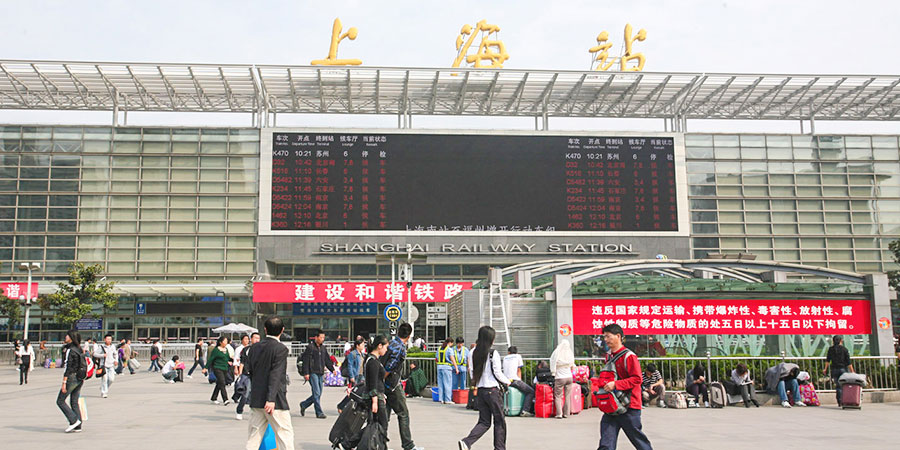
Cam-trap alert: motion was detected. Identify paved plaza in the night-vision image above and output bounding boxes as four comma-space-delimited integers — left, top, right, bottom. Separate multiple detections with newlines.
2, 365, 899, 450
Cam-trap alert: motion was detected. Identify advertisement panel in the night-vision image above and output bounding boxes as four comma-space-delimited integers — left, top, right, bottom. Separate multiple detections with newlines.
573, 298, 871, 335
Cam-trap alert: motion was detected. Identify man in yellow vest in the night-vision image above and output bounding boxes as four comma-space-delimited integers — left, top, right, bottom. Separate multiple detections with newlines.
452, 337, 468, 390
436, 338, 454, 404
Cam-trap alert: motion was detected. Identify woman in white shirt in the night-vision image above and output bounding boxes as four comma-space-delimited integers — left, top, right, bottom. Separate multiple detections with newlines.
16, 339, 35, 384
458, 326, 511, 450
550, 339, 576, 419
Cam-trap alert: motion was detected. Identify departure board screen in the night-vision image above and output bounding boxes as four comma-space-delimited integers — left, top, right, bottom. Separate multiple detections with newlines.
266, 132, 680, 232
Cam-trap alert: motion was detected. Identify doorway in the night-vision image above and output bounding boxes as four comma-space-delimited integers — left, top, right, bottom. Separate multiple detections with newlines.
352, 319, 377, 341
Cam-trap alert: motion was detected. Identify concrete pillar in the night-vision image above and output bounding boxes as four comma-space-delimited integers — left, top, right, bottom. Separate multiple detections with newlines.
693, 269, 713, 279
553, 274, 574, 351
515, 270, 532, 290
865, 274, 894, 358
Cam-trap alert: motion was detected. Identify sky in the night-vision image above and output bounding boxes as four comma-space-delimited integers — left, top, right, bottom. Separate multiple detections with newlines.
2, 0, 900, 133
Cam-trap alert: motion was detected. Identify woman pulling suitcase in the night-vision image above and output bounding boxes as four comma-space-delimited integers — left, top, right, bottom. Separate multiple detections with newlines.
357, 335, 390, 450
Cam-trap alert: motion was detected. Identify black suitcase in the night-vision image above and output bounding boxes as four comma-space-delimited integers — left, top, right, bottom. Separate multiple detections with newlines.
329, 400, 368, 449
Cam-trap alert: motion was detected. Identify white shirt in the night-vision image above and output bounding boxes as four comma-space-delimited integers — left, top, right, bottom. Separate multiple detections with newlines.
161, 360, 177, 375
94, 343, 118, 368
502, 354, 524, 381
16, 345, 35, 358
469, 349, 511, 389
233, 345, 245, 365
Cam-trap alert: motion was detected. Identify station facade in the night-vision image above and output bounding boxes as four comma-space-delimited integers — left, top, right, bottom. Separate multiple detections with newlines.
0, 63, 897, 354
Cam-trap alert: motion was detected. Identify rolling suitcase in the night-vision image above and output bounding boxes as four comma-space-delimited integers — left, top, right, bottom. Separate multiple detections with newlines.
535, 383, 554, 418
709, 381, 728, 408
329, 400, 368, 449
504, 386, 524, 416
570, 385, 584, 414
839, 372, 866, 409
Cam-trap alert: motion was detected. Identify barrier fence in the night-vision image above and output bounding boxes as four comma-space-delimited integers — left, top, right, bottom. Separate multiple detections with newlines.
403, 355, 900, 392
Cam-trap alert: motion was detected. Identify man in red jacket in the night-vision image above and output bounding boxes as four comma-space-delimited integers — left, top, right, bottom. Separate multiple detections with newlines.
598, 324, 653, 450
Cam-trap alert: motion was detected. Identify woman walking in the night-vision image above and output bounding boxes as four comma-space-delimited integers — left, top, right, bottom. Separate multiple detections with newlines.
16, 339, 35, 385
550, 339, 576, 419
458, 326, 512, 450
365, 336, 390, 434
203, 336, 232, 405
57, 330, 84, 433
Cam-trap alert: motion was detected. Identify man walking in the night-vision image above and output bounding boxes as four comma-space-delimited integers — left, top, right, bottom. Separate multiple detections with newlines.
93, 334, 118, 398
234, 332, 260, 420
383, 323, 425, 450
188, 337, 206, 378
597, 324, 653, 450
245, 317, 293, 450
299, 329, 334, 419
123, 339, 135, 374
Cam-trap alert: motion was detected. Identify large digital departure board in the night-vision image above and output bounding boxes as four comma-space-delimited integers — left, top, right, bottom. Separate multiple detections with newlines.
261, 131, 685, 234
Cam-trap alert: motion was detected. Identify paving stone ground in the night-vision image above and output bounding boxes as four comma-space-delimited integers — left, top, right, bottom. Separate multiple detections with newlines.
2, 364, 898, 450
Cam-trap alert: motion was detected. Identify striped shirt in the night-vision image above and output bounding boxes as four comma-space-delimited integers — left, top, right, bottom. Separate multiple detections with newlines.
642, 370, 662, 389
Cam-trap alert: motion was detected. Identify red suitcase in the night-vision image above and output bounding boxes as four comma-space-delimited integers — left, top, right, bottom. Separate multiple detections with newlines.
570, 385, 583, 414
452, 389, 468, 405
535, 384, 555, 418
841, 383, 862, 409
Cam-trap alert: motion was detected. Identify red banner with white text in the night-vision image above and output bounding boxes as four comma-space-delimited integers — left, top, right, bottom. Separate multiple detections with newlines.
572, 298, 871, 335
253, 281, 472, 303
0, 283, 39, 300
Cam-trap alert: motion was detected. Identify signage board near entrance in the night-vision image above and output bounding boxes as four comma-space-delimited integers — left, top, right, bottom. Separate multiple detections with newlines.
384, 305, 403, 322
136, 303, 146, 315
427, 320, 446, 327
253, 281, 472, 303
573, 298, 872, 335
75, 318, 103, 331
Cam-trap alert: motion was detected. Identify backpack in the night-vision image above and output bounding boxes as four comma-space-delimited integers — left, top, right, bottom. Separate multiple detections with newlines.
83, 353, 95, 379
357, 415, 388, 450
593, 349, 634, 416
341, 360, 352, 379
70, 347, 88, 381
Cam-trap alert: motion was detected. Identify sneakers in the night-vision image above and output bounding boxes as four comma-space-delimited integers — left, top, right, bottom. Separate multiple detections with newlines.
781, 401, 792, 408
167, 380, 175, 384
520, 411, 534, 417
235, 413, 243, 420
65, 420, 82, 433
187, 375, 193, 379
223, 400, 232, 406
657, 401, 667, 408
316, 414, 328, 419
795, 402, 807, 407
212, 400, 221, 405
101, 394, 108, 399
704, 401, 710, 408
458, 442, 469, 450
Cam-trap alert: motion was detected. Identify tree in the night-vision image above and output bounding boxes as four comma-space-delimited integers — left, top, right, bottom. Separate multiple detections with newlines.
39, 263, 119, 326
0, 294, 22, 331
889, 239, 900, 291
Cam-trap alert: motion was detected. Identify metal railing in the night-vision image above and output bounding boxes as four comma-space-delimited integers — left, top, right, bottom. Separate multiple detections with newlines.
404, 355, 900, 392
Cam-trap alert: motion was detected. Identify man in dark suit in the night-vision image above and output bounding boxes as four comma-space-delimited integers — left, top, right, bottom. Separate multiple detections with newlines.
245, 317, 294, 450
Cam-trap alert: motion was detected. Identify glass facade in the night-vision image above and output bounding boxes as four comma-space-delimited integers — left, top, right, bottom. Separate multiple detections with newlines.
0, 125, 260, 280
686, 134, 900, 274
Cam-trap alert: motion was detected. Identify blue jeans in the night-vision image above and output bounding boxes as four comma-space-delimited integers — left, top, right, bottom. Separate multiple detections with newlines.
777, 378, 802, 403
831, 368, 848, 406
453, 367, 467, 390
599, 408, 653, 450
300, 373, 325, 416
437, 365, 454, 402
188, 358, 205, 375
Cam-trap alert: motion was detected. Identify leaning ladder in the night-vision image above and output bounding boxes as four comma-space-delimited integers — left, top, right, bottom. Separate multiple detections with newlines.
487, 280, 512, 350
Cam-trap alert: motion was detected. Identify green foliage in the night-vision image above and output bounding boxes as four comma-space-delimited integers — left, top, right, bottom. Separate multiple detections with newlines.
406, 351, 436, 359
888, 240, 900, 291
0, 294, 21, 329
38, 263, 118, 326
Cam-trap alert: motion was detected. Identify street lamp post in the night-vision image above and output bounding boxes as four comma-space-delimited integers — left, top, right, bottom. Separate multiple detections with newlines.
17, 262, 41, 340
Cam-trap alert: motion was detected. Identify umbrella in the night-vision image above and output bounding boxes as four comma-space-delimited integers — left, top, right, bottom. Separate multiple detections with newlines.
212, 323, 258, 334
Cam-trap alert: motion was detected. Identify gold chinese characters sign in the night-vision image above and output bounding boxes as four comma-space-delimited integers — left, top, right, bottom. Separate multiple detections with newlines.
310, 18, 648, 71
